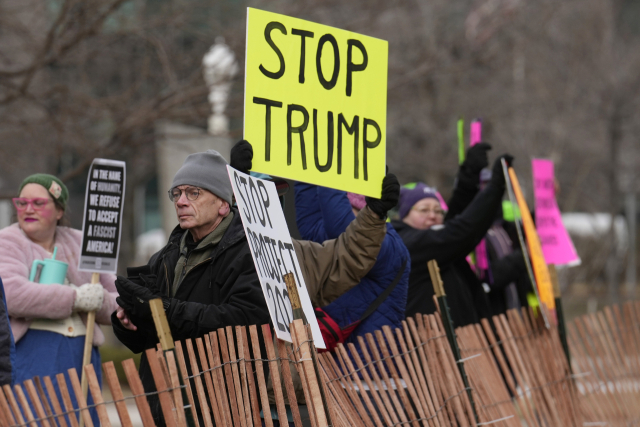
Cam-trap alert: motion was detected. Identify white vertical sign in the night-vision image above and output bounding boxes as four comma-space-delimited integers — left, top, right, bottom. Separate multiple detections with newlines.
227, 166, 325, 348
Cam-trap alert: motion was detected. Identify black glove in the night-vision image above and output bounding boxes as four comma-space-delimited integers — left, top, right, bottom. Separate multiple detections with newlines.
111, 309, 157, 338
455, 142, 491, 190
230, 140, 253, 174
462, 142, 491, 176
115, 275, 166, 320
365, 173, 400, 219
490, 154, 515, 189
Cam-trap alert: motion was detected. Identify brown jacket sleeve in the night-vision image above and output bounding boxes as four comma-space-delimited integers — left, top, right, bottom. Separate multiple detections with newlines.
292, 205, 386, 307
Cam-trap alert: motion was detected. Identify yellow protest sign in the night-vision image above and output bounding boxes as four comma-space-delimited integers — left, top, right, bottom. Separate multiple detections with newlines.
508, 168, 556, 316
244, 8, 388, 197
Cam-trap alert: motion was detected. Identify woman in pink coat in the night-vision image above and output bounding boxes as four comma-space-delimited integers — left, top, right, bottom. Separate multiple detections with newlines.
0, 174, 118, 424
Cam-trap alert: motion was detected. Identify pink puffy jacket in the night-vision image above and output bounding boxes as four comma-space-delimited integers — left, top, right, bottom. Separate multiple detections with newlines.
0, 223, 118, 345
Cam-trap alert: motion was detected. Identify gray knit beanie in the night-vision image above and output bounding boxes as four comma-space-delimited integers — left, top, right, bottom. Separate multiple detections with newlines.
171, 150, 233, 205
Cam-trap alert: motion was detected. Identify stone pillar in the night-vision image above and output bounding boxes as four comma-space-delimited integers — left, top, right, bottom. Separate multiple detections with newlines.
0, 200, 12, 228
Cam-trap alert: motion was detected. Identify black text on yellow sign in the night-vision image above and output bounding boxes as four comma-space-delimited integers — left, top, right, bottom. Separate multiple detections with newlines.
244, 8, 388, 197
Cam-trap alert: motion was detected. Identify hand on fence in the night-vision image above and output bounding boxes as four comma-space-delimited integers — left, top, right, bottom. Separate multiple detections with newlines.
116, 306, 137, 331
115, 275, 161, 320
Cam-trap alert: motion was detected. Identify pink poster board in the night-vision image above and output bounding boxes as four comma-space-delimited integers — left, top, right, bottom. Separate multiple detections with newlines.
475, 239, 489, 272
532, 159, 581, 266
470, 119, 487, 272
470, 119, 482, 146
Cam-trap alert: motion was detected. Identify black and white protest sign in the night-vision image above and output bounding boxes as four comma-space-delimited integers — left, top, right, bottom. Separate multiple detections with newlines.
79, 159, 126, 273
227, 166, 325, 348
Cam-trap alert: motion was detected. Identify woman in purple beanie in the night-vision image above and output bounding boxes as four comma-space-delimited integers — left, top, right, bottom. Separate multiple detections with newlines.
391, 146, 514, 327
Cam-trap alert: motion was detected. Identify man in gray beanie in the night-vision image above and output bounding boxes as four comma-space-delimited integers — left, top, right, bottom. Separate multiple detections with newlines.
112, 150, 270, 426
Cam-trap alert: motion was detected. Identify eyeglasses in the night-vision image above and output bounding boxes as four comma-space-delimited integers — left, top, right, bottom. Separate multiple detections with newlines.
168, 186, 203, 202
412, 207, 445, 216
12, 198, 52, 211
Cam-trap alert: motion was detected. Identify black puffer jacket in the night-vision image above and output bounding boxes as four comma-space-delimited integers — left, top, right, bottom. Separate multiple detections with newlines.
392, 181, 504, 328
112, 208, 270, 425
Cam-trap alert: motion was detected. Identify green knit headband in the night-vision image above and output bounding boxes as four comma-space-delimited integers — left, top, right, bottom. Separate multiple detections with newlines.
19, 174, 69, 210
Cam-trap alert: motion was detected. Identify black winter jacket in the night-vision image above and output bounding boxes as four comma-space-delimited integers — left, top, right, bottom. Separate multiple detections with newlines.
446, 174, 531, 317
484, 223, 527, 316
392, 181, 504, 327
112, 208, 270, 425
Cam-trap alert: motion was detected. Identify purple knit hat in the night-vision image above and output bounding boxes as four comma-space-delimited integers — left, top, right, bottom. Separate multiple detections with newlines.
398, 183, 439, 219
347, 192, 367, 210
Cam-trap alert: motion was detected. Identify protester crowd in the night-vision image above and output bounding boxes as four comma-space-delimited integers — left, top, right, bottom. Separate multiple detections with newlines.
0, 139, 535, 427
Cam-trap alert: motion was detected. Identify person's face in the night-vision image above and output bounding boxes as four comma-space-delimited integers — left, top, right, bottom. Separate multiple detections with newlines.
402, 198, 444, 230
171, 185, 229, 240
15, 184, 63, 240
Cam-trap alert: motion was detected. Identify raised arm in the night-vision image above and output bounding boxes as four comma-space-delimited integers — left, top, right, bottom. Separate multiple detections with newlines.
294, 206, 386, 306
445, 142, 491, 221
404, 155, 512, 266
294, 173, 400, 305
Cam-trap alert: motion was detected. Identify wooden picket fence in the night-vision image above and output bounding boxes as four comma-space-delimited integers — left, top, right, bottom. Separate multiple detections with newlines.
322, 302, 640, 427
568, 301, 640, 426
319, 313, 478, 427
455, 309, 581, 427
3, 303, 640, 427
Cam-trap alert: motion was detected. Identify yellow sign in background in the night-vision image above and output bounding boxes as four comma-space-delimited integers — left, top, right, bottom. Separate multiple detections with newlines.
244, 8, 388, 197
508, 168, 556, 317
